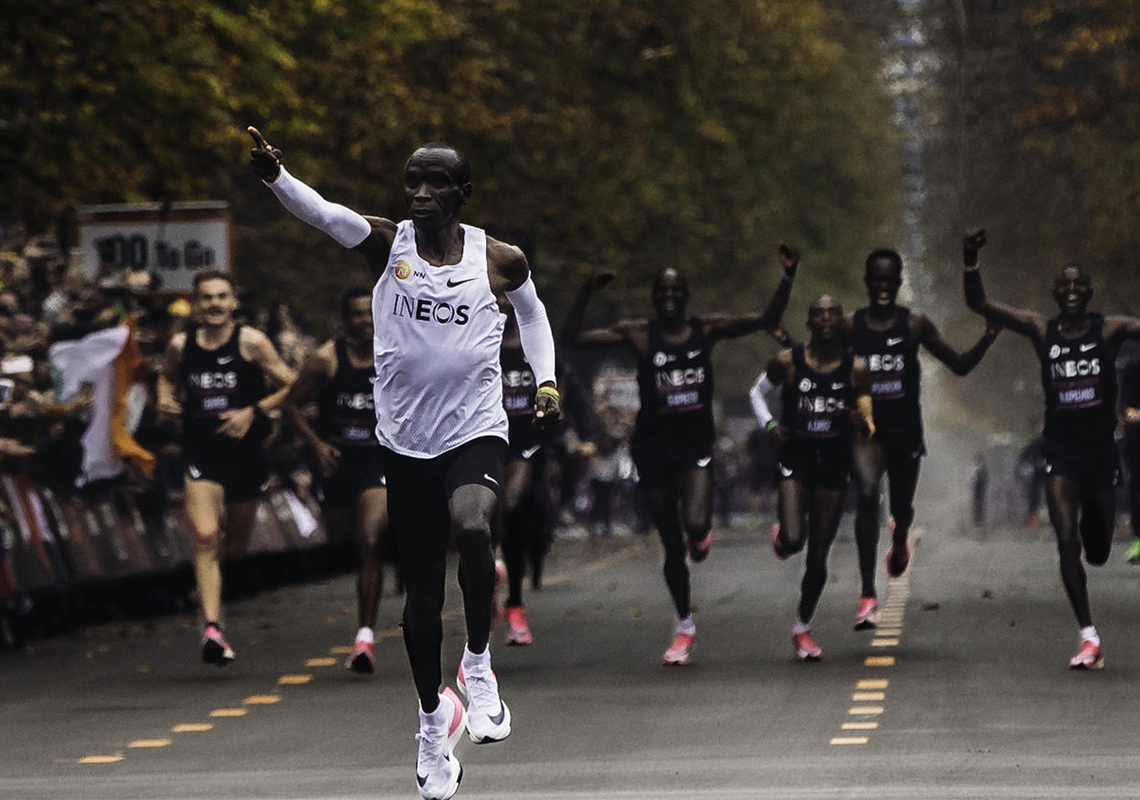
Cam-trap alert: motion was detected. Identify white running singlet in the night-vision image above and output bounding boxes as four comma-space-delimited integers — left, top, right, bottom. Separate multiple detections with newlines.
371, 221, 508, 458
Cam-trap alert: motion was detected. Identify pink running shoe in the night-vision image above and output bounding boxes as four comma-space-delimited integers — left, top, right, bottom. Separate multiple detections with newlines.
854, 596, 880, 631
415, 687, 466, 799
491, 559, 506, 629
688, 531, 712, 563
771, 523, 792, 560
662, 632, 695, 666
201, 624, 235, 666
504, 605, 534, 646
886, 543, 911, 578
346, 639, 375, 674
1069, 639, 1105, 670
792, 630, 822, 662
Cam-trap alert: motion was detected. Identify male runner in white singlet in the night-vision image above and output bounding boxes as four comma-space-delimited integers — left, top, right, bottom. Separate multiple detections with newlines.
248, 127, 561, 800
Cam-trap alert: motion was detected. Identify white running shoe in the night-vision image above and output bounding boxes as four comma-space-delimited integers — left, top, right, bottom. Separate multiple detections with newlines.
415, 687, 466, 800
457, 661, 512, 743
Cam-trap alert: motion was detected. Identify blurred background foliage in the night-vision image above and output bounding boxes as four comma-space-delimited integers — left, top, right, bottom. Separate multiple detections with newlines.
3, 0, 1139, 408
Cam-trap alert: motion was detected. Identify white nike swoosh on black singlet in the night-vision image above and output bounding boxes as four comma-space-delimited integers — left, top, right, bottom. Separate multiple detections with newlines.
217, 355, 234, 364
446, 277, 476, 288
886, 337, 904, 346
1080, 342, 1097, 352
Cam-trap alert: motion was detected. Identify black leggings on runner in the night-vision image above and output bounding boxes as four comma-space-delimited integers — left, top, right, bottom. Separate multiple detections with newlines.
383, 444, 501, 710
852, 441, 921, 597
1045, 475, 1115, 628
777, 480, 846, 623
641, 468, 713, 620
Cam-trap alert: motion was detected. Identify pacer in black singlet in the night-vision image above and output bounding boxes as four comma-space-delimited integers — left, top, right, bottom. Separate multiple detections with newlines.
283, 288, 390, 675
846, 249, 998, 631
753, 296, 873, 662
158, 269, 295, 667
495, 310, 555, 647
180, 322, 272, 500
562, 248, 799, 666
964, 229, 1140, 670
1118, 351, 1140, 562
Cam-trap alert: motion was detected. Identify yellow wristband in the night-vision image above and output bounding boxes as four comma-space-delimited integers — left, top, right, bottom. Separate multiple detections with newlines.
857, 394, 875, 439
535, 386, 560, 402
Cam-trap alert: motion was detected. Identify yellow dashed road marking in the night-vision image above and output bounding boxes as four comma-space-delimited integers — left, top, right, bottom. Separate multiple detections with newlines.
848, 706, 884, 716
172, 723, 213, 732
277, 674, 312, 685
77, 755, 123, 764
830, 737, 869, 745
864, 656, 896, 666
244, 695, 280, 705
842, 722, 879, 730
852, 691, 885, 701
209, 708, 247, 718
857, 679, 889, 690
305, 657, 337, 667
128, 739, 172, 749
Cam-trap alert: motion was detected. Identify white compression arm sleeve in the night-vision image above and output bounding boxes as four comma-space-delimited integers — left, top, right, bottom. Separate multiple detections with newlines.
268, 167, 372, 249
749, 373, 776, 427
505, 276, 557, 386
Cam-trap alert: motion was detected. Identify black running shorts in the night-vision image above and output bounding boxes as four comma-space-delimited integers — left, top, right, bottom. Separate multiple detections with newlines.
319, 450, 386, 510
184, 440, 269, 503
776, 439, 851, 491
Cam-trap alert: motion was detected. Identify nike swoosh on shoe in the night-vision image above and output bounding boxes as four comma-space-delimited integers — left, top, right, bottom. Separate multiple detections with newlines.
489, 702, 506, 726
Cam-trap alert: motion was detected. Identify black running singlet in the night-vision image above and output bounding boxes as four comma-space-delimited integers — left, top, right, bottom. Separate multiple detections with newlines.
850, 307, 922, 445
316, 338, 379, 451
635, 319, 714, 445
1041, 314, 1117, 450
781, 345, 855, 441
180, 324, 270, 449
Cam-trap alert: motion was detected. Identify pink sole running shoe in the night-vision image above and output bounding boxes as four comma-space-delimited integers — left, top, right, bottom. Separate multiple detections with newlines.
854, 596, 880, 631
504, 605, 534, 646
771, 523, 792, 560
688, 532, 712, 563
886, 543, 910, 578
792, 630, 822, 662
1069, 639, 1105, 670
346, 639, 375, 674
201, 624, 235, 666
662, 632, 695, 666
415, 687, 466, 800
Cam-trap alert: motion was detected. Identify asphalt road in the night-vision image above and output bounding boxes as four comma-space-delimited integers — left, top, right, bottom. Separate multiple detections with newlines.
3, 515, 1140, 799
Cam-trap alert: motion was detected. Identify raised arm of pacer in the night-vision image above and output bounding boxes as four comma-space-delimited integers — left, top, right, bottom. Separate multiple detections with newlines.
962, 229, 1046, 342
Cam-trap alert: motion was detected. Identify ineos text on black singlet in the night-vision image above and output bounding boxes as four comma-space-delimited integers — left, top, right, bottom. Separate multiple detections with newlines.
850, 307, 921, 446
781, 345, 855, 441
1041, 314, 1117, 451
635, 319, 714, 446
180, 324, 269, 455
316, 338, 379, 452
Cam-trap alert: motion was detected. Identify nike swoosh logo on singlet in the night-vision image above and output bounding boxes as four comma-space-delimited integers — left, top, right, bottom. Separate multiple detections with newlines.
687, 350, 703, 359
217, 355, 234, 364
779, 464, 794, 477
1080, 342, 1097, 352
696, 456, 712, 468
886, 337, 904, 346
446, 277, 476, 288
